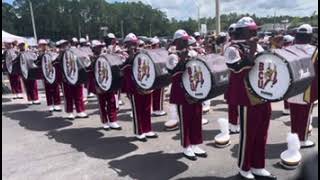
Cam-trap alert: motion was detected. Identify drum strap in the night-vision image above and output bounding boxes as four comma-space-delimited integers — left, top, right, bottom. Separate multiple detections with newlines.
303, 48, 318, 103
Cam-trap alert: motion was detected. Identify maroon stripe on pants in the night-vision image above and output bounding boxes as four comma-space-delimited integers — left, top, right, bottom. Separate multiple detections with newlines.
44, 81, 61, 106
284, 100, 290, 109
152, 88, 164, 111
8, 74, 23, 94
23, 79, 39, 101
130, 92, 152, 135
289, 103, 313, 141
98, 92, 117, 124
86, 72, 96, 94
228, 104, 239, 125
238, 103, 271, 171
62, 82, 85, 113
177, 103, 203, 148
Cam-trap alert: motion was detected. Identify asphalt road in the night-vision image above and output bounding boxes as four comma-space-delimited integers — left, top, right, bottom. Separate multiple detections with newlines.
2, 92, 318, 180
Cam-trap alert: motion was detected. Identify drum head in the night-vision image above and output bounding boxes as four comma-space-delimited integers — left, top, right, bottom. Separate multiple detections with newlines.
20, 53, 29, 79
94, 56, 112, 92
132, 53, 156, 90
182, 58, 212, 100
248, 53, 291, 101
63, 50, 79, 85
42, 53, 57, 84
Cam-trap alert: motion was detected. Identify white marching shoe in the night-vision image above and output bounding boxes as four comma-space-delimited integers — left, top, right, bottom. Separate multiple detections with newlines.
87, 93, 95, 98
201, 118, 209, 125
300, 140, 315, 149
109, 122, 122, 130
17, 94, 24, 99
183, 146, 197, 161
32, 100, 41, 104
191, 145, 207, 157
144, 131, 158, 138
76, 112, 88, 118
152, 110, 167, 117
251, 168, 276, 179
164, 119, 179, 131
103, 123, 110, 130
135, 134, 147, 142
53, 105, 62, 111
48, 106, 54, 112
118, 100, 124, 106
280, 133, 301, 169
66, 113, 75, 120
239, 170, 255, 179
214, 118, 231, 148
229, 123, 240, 134
282, 109, 290, 115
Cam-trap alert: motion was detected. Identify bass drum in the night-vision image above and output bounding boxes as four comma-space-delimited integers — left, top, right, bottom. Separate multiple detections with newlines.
20, 51, 40, 80
182, 54, 230, 102
62, 48, 92, 85
5, 49, 19, 75
247, 46, 316, 102
42, 52, 59, 84
132, 49, 171, 91
94, 53, 124, 93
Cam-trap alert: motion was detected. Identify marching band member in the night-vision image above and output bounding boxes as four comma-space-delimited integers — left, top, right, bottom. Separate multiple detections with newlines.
58, 39, 88, 120
37, 39, 62, 112
17, 39, 41, 105
224, 23, 240, 134
3, 40, 24, 99
170, 29, 207, 161
224, 17, 276, 179
150, 37, 167, 117
121, 33, 158, 142
91, 40, 122, 130
287, 24, 317, 148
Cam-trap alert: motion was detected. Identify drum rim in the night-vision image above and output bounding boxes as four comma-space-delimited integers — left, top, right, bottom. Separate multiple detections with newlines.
132, 51, 157, 91
42, 53, 57, 84
182, 56, 213, 101
62, 50, 79, 85
94, 55, 113, 92
246, 51, 293, 102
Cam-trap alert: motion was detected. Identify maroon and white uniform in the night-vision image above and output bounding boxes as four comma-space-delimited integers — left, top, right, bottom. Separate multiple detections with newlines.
3, 49, 23, 95
287, 44, 317, 142
224, 42, 271, 172
170, 54, 203, 148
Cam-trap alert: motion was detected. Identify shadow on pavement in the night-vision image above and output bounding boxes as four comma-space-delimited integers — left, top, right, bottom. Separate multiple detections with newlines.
3, 110, 72, 131
2, 103, 29, 113
2, 97, 11, 103
177, 175, 240, 180
109, 151, 188, 180
271, 110, 285, 120
312, 116, 318, 128
172, 129, 221, 142
211, 100, 226, 106
214, 108, 228, 112
230, 142, 286, 160
46, 128, 138, 160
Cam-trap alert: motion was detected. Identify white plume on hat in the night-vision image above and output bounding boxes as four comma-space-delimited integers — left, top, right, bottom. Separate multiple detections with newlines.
236, 17, 257, 29
188, 36, 197, 45
107, 33, 116, 39
174, 29, 189, 41
124, 33, 138, 43
38, 39, 48, 45
91, 40, 103, 48
297, 24, 313, 34
79, 38, 87, 43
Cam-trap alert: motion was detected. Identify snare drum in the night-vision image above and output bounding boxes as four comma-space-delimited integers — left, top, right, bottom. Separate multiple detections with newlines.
42, 52, 59, 84
94, 53, 124, 93
247, 46, 316, 102
20, 51, 40, 80
62, 48, 92, 85
182, 54, 230, 102
132, 49, 171, 91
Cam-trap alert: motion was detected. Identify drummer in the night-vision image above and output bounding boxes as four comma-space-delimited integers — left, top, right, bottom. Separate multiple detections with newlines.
150, 37, 167, 117
224, 17, 276, 180
38, 39, 62, 112
3, 39, 24, 99
91, 40, 122, 130
287, 24, 317, 149
57, 39, 88, 120
121, 33, 158, 142
170, 29, 207, 161
17, 39, 41, 105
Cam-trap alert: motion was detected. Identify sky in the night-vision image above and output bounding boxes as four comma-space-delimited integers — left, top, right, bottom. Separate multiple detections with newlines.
4, 0, 319, 20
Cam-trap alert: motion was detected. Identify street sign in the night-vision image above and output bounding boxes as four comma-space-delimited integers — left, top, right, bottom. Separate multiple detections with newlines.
201, 24, 207, 34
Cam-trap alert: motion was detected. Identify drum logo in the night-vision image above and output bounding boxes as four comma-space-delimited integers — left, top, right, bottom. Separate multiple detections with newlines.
97, 61, 108, 87
67, 56, 76, 77
137, 57, 150, 82
258, 62, 278, 94
187, 66, 204, 92
45, 59, 54, 78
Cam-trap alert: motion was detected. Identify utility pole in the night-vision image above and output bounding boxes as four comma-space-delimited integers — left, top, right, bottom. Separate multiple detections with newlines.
215, 0, 221, 34
149, 23, 152, 37
121, 20, 124, 39
195, 1, 201, 32
29, 0, 37, 41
